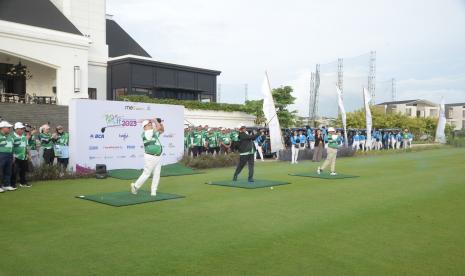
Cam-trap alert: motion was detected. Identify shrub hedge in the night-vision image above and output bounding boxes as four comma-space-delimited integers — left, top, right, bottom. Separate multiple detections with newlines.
180, 153, 239, 169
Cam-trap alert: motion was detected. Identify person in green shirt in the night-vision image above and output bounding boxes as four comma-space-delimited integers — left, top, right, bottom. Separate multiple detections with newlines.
184, 127, 192, 156
317, 127, 339, 176
230, 128, 240, 152
26, 127, 40, 168
39, 124, 54, 165
191, 126, 204, 157
53, 125, 70, 169
219, 129, 232, 154
402, 128, 409, 150
0, 120, 15, 192
206, 130, 220, 155
130, 118, 164, 197
11, 122, 30, 188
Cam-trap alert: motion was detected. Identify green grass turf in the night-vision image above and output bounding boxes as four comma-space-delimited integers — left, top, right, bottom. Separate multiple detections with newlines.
208, 179, 290, 189
289, 171, 359, 179
1, 147, 465, 275
77, 191, 185, 207
108, 163, 203, 180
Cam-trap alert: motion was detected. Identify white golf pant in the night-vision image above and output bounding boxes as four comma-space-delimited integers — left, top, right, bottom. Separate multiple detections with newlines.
30, 150, 40, 167
309, 141, 315, 150
360, 141, 365, 151
291, 145, 299, 163
134, 153, 162, 195
352, 141, 359, 151
254, 142, 264, 161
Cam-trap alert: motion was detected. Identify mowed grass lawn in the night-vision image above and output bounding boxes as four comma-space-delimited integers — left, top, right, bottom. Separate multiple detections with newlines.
1, 147, 464, 275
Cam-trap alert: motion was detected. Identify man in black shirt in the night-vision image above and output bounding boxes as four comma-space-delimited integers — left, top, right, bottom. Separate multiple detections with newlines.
233, 124, 259, 182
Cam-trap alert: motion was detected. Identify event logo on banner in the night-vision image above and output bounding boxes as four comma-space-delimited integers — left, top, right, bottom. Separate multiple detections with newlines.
69, 99, 184, 172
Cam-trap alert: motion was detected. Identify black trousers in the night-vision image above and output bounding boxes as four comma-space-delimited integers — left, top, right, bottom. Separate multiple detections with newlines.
43, 148, 54, 165
57, 158, 69, 169
192, 146, 203, 157
207, 147, 220, 155
233, 154, 254, 181
11, 158, 28, 187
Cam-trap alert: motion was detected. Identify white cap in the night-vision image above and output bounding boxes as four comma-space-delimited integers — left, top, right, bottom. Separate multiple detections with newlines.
237, 123, 246, 129
142, 120, 151, 127
328, 127, 336, 132
14, 122, 25, 129
0, 121, 13, 128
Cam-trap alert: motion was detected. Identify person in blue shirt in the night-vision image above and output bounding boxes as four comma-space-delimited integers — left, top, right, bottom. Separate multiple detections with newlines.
298, 130, 307, 149
254, 130, 265, 161
383, 132, 390, 149
307, 128, 315, 149
396, 132, 402, 149
360, 133, 366, 151
352, 132, 361, 151
389, 132, 396, 149
290, 131, 300, 164
408, 132, 414, 148
336, 131, 344, 146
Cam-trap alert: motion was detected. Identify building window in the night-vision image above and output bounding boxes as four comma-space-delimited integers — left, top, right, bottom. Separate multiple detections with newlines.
463, 110, 465, 118
200, 95, 213, 102
113, 88, 127, 100
406, 108, 412, 116
88, 88, 97, 100
130, 87, 152, 96
462, 120, 465, 130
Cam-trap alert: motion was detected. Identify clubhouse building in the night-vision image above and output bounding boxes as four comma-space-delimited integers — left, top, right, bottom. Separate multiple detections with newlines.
0, 0, 220, 106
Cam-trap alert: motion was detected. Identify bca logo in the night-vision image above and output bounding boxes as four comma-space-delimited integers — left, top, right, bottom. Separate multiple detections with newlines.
90, 134, 105, 139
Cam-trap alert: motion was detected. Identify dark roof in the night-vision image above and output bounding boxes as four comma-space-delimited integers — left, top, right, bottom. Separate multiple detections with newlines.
108, 56, 221, 76
0, 0, 82, 35
445, 103, 465, 107
106, 19, 151, 58
377, 100, 418, 105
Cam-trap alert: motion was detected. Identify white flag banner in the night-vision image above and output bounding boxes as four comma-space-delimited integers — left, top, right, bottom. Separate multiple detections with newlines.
363, 88, 373, 148
262, 73, 284, 153
435, 97, 447, 144
336, 85, 348, 147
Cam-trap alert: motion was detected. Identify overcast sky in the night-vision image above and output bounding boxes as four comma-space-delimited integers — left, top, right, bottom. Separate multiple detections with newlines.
107, 0, 465, 117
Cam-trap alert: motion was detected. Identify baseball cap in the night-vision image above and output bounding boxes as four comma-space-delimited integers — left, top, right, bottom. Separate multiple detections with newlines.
0, 121, 13, 128
14, 122, 25, 129
237, 123, 246, 129
328, 127, 336, 132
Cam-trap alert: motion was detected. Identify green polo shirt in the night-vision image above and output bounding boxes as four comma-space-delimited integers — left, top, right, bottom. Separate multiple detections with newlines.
207, 134, 218, 148
220, 133, 232, 145
142, 130, 162, 156
56, 132, 70, 146
327, 134, 339, 149
0, 132, 14, 154
191, 131, 203, 147
230, 131, 239, 142
12, 133, 28, 160
39, 133, 53, 149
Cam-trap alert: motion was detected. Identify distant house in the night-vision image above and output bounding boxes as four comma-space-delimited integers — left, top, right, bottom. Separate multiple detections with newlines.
376, 99, 439, 118
445, 103, 465, 130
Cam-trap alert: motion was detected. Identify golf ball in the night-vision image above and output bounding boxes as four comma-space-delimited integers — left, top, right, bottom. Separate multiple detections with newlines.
270, 187, 274, 190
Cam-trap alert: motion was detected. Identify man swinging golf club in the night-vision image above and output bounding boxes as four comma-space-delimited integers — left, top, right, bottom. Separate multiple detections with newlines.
131, 118, 164, 196
317, 127, 339, 176
233, 123, 259, 182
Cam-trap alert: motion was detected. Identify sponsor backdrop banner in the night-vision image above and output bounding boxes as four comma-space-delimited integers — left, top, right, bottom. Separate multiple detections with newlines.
69, 99, 184, 172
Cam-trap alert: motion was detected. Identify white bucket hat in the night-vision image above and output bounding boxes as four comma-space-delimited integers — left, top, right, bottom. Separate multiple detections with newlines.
14, 122, 25, 129
328, 127, 336, 132
0, 121, 13, 128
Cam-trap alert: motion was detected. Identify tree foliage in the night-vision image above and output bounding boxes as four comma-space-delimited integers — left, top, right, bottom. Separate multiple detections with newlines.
271, 86, 297, 128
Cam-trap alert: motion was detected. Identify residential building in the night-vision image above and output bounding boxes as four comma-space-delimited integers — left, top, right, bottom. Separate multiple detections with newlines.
445, 103, 465, 130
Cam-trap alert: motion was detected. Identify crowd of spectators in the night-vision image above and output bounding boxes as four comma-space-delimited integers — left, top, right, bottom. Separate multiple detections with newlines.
0, 117, 69, 193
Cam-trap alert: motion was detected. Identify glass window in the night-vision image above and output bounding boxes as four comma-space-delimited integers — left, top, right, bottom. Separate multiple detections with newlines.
113, 88, 127, 100
88, 88, 97, 100
130, 87, 152, 96
200, 95, 213, 103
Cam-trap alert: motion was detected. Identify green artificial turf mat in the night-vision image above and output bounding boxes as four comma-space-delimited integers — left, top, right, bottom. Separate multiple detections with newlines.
108, 163, 202, 180
76, 191, 185, 207
207, 179, 290, 189
289, 171, 359, 179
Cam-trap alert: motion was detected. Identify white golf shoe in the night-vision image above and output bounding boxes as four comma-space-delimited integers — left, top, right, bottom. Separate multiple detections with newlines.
0, 187, 4, 193
130, 183, 137, 195
317, 167, 321, 175
330, 172, 337, 176
4, 186, 17, 191
151, 192, 157, 197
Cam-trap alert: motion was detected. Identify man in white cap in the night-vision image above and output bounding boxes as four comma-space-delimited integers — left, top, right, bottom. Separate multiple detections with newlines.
11, 122, 30, 188
317, 127, 339, 176
0, 121, 16, 192
131, 118, 164, 196
233, 123, 259, 182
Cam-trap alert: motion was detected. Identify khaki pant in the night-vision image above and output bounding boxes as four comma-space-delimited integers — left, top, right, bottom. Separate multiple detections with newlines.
321, 147, 337, 172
